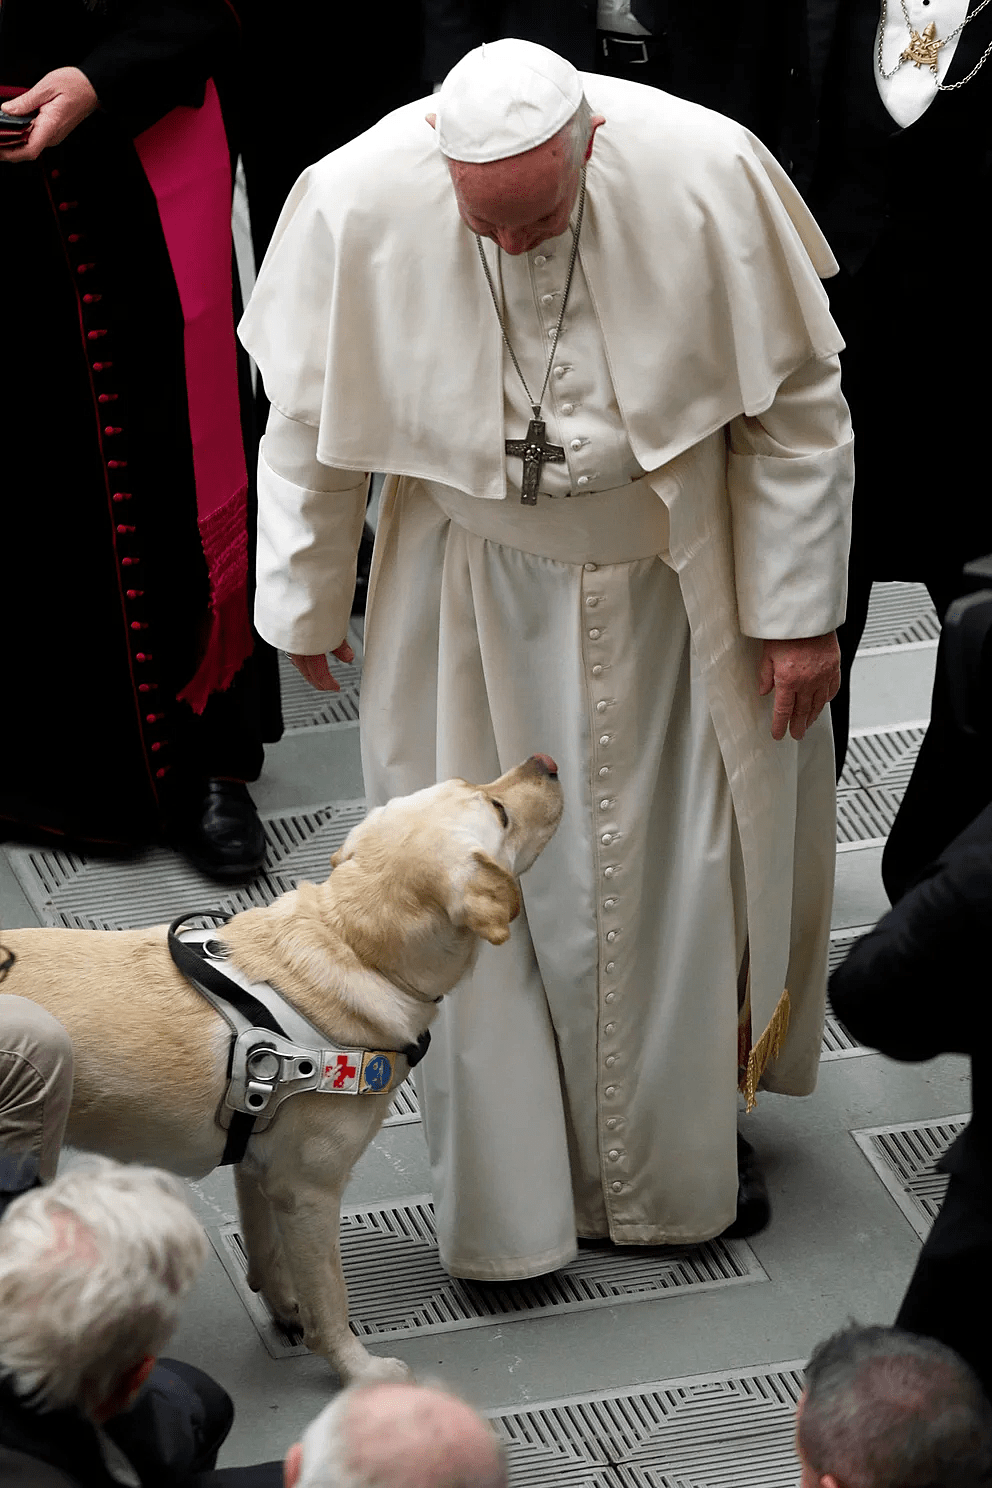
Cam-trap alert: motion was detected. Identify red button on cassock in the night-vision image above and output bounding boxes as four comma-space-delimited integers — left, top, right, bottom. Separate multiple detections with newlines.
106, 460, 127, 469
98, 393, 118, 404
121, 557, 139, 567
104, 426, 122, 437
87, 329, 107, 340
112, 492, 131, 503
83, 293, 102, 305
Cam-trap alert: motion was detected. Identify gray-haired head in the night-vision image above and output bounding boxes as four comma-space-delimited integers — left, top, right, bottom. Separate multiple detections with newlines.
0, 1157, 207, 1417
798, 1324, 992, 1488
292, 1381, 507, 1488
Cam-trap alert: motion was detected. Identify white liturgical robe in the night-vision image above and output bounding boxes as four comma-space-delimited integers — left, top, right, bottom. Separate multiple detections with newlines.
240, 75, 855, 1279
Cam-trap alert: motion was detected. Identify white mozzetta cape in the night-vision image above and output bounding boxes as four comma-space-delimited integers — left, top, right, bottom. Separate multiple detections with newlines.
240, 75, 844, 503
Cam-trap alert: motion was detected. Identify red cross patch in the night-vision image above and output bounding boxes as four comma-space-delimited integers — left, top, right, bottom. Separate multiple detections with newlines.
327, 1054, 357, 1089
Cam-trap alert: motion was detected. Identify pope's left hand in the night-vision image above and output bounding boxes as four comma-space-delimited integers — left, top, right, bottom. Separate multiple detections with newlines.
758, 632, 841, 742
0, 68, 98, 163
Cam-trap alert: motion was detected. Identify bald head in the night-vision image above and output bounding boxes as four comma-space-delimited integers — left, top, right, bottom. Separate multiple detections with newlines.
431, 104, 604, 256
288, 1381, 507, 1488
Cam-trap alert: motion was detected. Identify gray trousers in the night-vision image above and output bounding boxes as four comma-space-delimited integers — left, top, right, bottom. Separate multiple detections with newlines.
0, 994, 73, 1191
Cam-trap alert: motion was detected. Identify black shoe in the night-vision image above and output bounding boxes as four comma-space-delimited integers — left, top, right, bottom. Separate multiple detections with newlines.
351, 522, 375, 617
177, 779, 266, 881
720, 1133, 771, 1239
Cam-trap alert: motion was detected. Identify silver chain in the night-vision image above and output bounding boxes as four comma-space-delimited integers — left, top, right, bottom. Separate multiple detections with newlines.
878, 0, 992, 87
475, 169, 586, 420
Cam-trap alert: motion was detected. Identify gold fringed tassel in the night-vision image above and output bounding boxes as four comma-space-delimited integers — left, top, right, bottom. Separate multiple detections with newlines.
738, 987, 791, 1113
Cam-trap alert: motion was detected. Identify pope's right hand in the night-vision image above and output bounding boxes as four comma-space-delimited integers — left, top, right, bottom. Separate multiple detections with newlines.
289, 641, 354, 691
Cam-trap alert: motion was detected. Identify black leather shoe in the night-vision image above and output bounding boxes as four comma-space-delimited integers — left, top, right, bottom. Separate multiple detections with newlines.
721, 1132, 771, 1239
178, 779, 266, 881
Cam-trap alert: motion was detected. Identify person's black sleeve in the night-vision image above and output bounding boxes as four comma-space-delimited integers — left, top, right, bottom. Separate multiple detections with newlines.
828, 801, 992, 1062
80, 0, 240, 137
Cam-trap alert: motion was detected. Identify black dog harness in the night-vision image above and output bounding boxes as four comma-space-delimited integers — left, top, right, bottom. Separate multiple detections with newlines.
168, 913, 430, 1166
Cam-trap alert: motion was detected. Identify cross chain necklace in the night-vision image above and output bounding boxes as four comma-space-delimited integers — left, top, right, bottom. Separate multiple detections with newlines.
475, 169, 587, 505
878, 0, 992, 87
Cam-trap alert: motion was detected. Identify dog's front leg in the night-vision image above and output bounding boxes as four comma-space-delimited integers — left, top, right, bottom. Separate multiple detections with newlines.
270, 1175, 412, 1384
246, 1099, 410, 1384
234, 1160, 300, 1329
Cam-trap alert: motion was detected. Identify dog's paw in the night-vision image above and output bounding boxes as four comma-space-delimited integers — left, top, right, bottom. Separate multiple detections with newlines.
262, 1288, 301, 1331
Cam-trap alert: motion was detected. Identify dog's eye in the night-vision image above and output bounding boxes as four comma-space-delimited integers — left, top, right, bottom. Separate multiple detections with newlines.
491, 799, 509, 828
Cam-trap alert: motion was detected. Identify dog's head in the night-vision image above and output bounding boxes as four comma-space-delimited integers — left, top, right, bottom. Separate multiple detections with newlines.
328, 757, 563, 985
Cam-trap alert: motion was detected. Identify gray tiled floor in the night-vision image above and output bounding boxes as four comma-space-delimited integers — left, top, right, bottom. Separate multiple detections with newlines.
1, 571, 963, 1482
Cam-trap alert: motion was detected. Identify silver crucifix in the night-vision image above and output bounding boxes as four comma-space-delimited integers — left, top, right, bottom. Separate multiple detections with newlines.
506, 416, 566, 505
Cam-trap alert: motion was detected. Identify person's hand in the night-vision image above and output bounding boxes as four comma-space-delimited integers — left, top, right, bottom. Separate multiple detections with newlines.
289, 640, 355, 692
758, 632, 841, 742
0, 68, 99, 163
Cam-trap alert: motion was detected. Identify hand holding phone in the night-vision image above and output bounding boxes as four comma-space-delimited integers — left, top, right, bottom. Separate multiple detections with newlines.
0, 70, 96, 162
0, 107, 39, 142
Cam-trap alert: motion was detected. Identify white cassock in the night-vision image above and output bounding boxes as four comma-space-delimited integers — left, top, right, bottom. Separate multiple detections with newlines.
240, 76, 854, 1280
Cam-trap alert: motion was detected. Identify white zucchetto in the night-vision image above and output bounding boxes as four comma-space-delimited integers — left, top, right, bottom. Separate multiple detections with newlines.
436, 38, 583, 164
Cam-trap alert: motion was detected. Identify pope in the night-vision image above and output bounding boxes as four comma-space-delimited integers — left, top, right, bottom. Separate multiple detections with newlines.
239, 40, 854, 1281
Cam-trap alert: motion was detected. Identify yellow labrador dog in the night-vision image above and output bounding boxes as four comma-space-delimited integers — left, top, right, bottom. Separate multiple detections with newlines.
4, 755, 562, 1383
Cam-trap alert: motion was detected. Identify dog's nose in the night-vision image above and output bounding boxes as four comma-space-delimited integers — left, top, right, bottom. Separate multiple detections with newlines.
530, 753, 559, 778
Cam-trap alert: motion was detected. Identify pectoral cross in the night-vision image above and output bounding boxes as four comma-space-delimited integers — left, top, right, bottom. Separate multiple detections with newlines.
506, 413, 566, 506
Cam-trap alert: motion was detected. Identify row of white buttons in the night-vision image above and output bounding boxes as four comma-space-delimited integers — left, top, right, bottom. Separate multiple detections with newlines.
584, 572, 628, 1201
529, 250, 597, 492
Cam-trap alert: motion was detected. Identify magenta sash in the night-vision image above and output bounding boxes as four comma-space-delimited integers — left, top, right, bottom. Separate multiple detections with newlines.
134, 80, 252, 712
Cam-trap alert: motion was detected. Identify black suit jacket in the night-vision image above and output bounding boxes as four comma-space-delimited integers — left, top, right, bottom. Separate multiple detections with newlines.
829, 801, 992, 1188
0, 1361, 227, 1488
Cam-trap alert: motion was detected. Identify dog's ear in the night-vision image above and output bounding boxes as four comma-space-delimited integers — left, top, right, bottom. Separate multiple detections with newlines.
457, 852, 521, 945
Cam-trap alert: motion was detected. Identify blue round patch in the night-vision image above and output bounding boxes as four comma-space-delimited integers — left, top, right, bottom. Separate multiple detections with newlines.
364, 1054, 392, 1092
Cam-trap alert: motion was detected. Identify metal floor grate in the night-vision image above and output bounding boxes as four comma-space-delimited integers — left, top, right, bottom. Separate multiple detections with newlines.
828, 925, 873, 975
836, 726, 925, 845
211, 1195, 765, 1359
384, 1081, 421, 1125
821, 1013, 861, 1059
858, 582, 940, 652
852, 1117, 968, 1239
840, 727, 927, 795
819, 927, 869, 1060
488, 1363, 806, 1488
277, 651, 361, 732
6, 801, 369, 930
